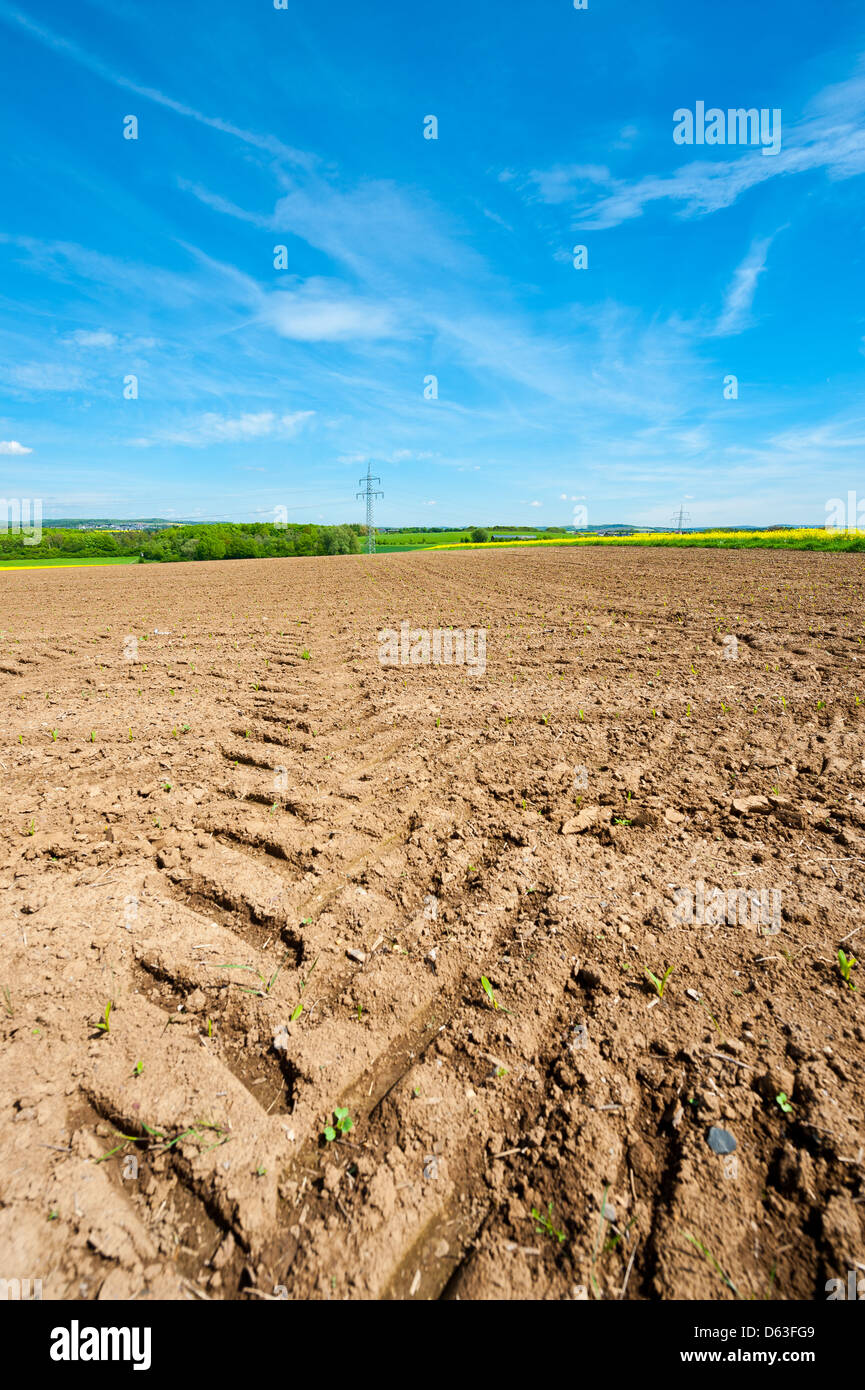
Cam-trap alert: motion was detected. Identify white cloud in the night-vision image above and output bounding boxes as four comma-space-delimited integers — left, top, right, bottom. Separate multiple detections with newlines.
7, 363, 86, 391
131, 411, 314, 448
530, 499, 542, 507
712, 236, 773, 336
0, 439, 32, 454
65, 330, 117, 348
519, 63, 865, 229
261, 281, 396, 342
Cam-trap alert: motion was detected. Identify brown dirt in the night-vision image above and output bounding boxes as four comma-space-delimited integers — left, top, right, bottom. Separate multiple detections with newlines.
0, 545, 863, 1302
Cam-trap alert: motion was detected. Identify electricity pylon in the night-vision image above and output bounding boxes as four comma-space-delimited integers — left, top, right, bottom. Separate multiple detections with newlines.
357, 464, 383, 553
670, 504, 691, 534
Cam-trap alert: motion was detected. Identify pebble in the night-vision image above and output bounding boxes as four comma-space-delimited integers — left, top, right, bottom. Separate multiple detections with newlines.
707, 1126, 737, 1155
346, 949, 366, 964
732, 795, 771, 815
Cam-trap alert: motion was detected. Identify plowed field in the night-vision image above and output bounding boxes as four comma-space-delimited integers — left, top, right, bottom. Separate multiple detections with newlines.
1, 546, 863, 1301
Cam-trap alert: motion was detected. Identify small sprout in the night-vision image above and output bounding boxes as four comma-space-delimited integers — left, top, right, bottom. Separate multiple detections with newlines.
134, 1060, 144, 1076
301, 648, 311, 661
95, 1001, 113, 1034
644, 965, 674, 999
25, 818, 35, 836
290, 1002, 303, 1022
323, 1107, 353, 1142
481, 975, 499, 1010
255, 1165, 267, 1177
532, 1201, 566, 1245
838, 949, 858, 991
776, 1092, 794, 1114
50, 729, 57, 742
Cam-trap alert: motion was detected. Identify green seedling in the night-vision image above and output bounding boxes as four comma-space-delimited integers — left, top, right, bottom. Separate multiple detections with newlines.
134, 1060, 144, 1076
684, 1232, 741, 1297
50, 729, 57, 742
290, 1002, 303, 1023
218, 951, 291, 997
532, 1201, 566, 1245
89, 730, 95, 742
481, 976, 499, 1010
301, 648, 311, 661
644, 965, 674, 999
838, 948, 858, 991
94, 1001, 113, 1034
25, 818, 35, 836
776, 1092, 794, 1114
323, 1107, 353, 1143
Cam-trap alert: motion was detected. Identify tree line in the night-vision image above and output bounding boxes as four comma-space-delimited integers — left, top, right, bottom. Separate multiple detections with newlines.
0, 522, 365, 561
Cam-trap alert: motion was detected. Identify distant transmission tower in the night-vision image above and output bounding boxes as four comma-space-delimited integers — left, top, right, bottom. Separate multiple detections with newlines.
357, 463, 383, 553
670, 503, 691, 534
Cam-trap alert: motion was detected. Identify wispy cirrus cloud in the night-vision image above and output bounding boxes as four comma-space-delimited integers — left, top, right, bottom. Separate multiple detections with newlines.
711, 235, 774, 336
260, 280, 397, 342
130, 410, 314, 448
63, 329, 118, 348
517, 63, 865, 229
0, 2, 315, 168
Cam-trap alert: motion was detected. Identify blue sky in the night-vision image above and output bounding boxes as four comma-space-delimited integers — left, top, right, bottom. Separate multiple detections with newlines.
0, 0, 863, 527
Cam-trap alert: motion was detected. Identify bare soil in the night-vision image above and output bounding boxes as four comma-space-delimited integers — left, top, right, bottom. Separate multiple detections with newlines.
0, 545, 863, 1301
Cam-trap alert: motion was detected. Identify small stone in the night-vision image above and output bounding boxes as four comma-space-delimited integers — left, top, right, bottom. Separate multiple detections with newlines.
707, 1126, 737, 1155
601, 1201, 617, 1222
686, 988, 702, 1001
561, 806, 600, 835
272, 1025, 291, 1053
346, 948, 366, 964
732, 795, 771, 815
